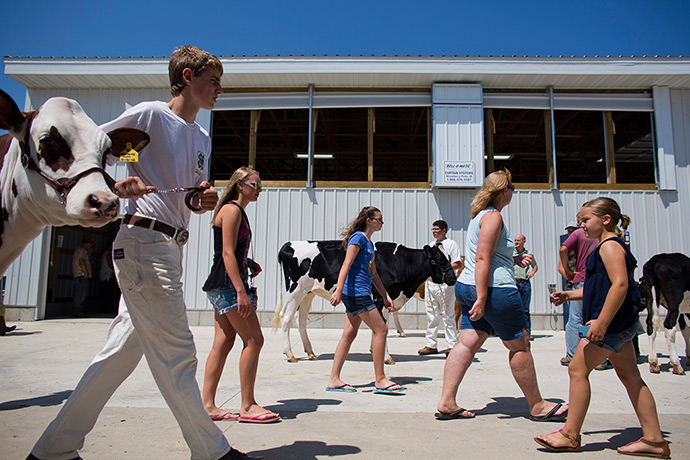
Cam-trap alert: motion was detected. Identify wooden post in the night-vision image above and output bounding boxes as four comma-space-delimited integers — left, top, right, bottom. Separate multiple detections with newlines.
604, 111, 617, 184
248, 110, 261, 169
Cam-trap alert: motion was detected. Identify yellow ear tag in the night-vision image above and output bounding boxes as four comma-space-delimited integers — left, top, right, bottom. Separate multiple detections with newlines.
119, 142, 139, 163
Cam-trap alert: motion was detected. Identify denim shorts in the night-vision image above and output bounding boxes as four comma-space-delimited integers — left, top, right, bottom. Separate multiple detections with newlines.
456, 282, 527, 341
341, 294, 377, 316
584, 321, 639, 354
206, 286, 257, 315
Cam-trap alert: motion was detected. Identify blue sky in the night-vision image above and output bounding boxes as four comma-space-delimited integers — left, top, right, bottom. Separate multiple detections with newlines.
2, 0, 690, 112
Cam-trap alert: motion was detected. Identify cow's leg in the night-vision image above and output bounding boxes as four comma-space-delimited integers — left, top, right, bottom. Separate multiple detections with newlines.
297, 293, 318, 360
391, 311, 407, 337
648, 302, 661, 373
665, 323, 685, 375
380, 309, 394, 365
280, 294, 302, 363
681, 315, 690, 367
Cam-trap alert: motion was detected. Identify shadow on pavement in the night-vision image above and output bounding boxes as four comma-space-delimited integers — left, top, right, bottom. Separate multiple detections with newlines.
579, 427, 674, 452
251, 440, 360, 460
0, 390, 72, 411
472, 396, 565, 420
264, 398, 342, 420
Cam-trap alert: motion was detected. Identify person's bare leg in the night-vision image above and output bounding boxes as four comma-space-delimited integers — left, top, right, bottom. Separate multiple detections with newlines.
610, 343, 667, 457
436, 328, 487, 416
504, 330, 569, 418
359, 309, 402, 390
202, 313, 236, 419
536, 340, 610, 449
225, 309, 278, 420
327, 313, 361, 390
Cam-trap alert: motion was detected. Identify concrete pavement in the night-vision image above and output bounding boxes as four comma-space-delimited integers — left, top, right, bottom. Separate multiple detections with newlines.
1, 319, 687, 459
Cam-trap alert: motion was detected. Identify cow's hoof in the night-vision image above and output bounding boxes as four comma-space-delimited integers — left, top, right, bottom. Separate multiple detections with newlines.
672, 365, 686, 375
384, 357, 395, 365
308, 354, 318, 361
649, 362, 661, 373
286, 356, 298, 363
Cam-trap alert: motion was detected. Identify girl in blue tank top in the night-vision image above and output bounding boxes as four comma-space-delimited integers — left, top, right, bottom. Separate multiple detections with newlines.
537, 197, 668, 458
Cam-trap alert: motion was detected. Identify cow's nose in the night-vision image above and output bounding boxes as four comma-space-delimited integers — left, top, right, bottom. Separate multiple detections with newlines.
88, 194, 120, 217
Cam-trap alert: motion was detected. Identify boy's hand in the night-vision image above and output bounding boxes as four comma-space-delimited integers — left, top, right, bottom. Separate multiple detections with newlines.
114, 176, 151, 198
197, 181, 218, 211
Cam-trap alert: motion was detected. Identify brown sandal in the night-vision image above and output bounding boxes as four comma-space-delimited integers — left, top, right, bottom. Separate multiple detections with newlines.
534, 429, 581, 452
617, 438, 671, 459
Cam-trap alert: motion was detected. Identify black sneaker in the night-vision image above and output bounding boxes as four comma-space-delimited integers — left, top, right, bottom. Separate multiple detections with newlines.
218, 447, 266, 460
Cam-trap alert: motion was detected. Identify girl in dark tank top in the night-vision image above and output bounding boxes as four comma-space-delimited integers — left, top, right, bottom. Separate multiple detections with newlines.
200, 167, 281, 424
537, 197, 668, 458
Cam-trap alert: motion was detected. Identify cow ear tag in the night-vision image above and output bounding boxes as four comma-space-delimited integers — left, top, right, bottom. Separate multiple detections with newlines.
119, 142, 139, 163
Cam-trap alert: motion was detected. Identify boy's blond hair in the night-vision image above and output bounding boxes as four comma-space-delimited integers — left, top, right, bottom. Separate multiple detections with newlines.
169, 45, 223, 97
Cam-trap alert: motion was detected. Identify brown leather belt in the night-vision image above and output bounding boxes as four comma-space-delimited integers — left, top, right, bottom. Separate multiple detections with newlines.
122, 214, 189, 246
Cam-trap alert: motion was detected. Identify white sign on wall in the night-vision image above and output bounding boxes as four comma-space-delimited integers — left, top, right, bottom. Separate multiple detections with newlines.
444, 161, 475, 184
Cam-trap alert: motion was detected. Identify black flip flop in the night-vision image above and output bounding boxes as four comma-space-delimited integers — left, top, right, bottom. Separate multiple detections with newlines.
434, 408, 475, 420
529, 403, 568, 422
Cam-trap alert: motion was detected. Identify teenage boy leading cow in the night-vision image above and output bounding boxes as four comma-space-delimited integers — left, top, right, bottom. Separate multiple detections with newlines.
28, 46, 264, 460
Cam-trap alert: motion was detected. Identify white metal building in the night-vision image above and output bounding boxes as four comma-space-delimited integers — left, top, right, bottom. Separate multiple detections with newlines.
3, 55, 690, 330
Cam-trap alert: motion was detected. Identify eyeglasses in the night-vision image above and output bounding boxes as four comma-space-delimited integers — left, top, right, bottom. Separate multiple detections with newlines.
243, 180, 262, 191
371, 217, 384, 224
506, 183, 515, 191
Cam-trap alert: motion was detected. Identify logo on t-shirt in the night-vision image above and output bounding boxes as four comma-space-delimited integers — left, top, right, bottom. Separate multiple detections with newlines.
195, 151, 205, 176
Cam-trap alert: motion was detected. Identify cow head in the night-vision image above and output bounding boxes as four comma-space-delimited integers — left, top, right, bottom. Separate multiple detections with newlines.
424, 244, 457, 286
0, 89, 149, 227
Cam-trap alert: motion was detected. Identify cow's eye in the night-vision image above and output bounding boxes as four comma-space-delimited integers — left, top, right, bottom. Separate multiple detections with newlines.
39, 135, 55, 147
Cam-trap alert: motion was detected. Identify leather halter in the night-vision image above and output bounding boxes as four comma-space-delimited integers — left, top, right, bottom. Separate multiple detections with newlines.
19, 129, 117, 204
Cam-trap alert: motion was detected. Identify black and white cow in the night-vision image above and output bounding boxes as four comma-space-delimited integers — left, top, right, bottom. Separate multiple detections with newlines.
640, 253, 690, 375
273, 240, 457, 363
0, 89, 149, 277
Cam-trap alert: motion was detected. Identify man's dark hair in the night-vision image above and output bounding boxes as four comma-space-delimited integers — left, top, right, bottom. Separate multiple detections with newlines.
433, 220, 448, 231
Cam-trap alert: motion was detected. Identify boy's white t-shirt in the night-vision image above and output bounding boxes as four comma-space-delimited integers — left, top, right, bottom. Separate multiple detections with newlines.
101, 101, 210, 229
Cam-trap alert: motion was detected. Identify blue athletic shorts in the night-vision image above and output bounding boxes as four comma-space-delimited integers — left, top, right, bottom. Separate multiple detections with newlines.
457, 282, 527, 341
341, 294, 377, 316
206, 286, 257, 315
584, 321, 639, 353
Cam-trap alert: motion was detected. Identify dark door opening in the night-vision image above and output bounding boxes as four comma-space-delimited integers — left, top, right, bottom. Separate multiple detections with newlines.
45, 220, 121, 318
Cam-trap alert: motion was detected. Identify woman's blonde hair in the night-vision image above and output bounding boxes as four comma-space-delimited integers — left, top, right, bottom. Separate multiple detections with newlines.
212, 166, 259, 222
470, 169, 513, 218
341, 206, 381, 248
581, 197, 631, 232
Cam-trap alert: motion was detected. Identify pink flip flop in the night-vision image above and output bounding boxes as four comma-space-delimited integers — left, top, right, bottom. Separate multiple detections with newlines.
237, 411, 282, 424
211, 411, 238, 421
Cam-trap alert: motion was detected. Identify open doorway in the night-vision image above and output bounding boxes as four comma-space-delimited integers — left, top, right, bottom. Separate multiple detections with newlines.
45, 220, 121, 318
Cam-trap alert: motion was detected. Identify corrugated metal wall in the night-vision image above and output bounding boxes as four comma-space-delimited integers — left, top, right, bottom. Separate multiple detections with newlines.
5, 88, 690, 325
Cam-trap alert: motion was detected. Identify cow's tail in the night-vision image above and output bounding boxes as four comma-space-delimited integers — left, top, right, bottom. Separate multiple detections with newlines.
272, 260, 285, 332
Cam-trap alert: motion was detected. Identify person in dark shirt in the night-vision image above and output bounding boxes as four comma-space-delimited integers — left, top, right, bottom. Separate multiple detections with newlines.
536, 197, 668, 458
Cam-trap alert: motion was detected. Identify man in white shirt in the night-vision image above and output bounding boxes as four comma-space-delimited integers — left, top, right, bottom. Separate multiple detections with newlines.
71, 238, 93, 317
418, 220, 463, 355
